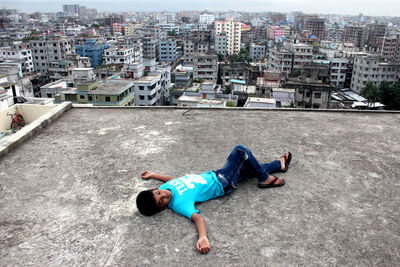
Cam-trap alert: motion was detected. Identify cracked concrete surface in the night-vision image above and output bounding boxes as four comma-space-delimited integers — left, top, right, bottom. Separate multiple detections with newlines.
1, 108, 400, 266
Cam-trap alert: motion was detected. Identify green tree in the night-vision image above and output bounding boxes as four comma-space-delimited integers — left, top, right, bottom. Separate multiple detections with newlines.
361, 81, 381, 108
217, 53, 225, 62
380, 82, 400, 110
226, 101, 235, 107
224, 85, 231, 94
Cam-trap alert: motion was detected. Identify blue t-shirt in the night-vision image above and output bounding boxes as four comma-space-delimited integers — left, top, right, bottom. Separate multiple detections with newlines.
159, 171, 224, 219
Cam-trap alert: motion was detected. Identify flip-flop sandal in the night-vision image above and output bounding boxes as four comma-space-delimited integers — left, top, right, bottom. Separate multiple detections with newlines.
258, 176, 286, 188
282, 152, 292, 173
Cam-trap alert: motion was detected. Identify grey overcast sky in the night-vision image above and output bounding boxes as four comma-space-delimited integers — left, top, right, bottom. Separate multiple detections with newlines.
1, 0, 400, 16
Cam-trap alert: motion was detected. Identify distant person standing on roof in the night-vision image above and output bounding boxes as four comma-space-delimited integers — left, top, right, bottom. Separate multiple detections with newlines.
136, 144, 292, 254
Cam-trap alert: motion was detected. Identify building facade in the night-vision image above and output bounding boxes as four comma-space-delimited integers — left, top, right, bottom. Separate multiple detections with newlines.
249, 43, 266, 61
103, 44, 142, 65
134, 66, 171, 106
193, 53, 218, 82
159, 39, 178, 62
0, 41, 34, 74
214, 18, 242, 55
30, 38, 74, 80
351, 53, 400, 93
75, 38, 110, 68
303, 16, 325, 39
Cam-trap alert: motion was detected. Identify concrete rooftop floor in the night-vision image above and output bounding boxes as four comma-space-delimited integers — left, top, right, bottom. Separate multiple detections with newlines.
1, 108, 400, 266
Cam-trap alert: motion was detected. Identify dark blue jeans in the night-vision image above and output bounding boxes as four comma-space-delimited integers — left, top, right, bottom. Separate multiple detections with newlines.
215, 145, 281, 194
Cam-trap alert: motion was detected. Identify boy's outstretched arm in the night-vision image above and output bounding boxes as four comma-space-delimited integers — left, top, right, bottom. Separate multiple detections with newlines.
141, 171, 175, 182
191, 213, 210, 254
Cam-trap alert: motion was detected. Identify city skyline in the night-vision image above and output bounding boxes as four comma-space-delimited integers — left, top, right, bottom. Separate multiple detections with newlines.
1, 0, 400, 17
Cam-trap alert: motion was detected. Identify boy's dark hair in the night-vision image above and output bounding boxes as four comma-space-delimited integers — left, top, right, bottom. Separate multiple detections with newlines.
136, 189, 160, 216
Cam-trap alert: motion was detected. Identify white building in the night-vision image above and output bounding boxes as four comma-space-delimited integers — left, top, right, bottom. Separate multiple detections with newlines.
104, 45, 142, 65
72, 68, 95, 85
271, 88, 295, 107
134, 66, 171, 106
285, 43, 313, 69
351, 53, 400, 93
199, 14, 215, 25
214, 18, 242, 55
40, 79, 72, 98
0, 42, 34, 74
268, 46, 293, 77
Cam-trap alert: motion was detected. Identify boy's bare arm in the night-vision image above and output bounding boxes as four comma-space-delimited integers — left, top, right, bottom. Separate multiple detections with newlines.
141, 171, 175, 182
191, 213, 210, 254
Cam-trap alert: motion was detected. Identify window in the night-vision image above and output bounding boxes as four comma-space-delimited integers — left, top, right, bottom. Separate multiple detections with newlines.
139, 95, 144, 100
314, 92, 321, 98
105, 96, 111, 102
139, 86, 144, 90
80, 95, 85, 99
88, 96, 93, 101
47, 93, 52, 98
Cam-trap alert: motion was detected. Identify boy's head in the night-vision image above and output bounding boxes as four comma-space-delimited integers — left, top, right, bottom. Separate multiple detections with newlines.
136, 189, 172, 216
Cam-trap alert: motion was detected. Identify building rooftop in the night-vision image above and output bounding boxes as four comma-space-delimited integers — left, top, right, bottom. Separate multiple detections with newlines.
1, 107, 399, 265
94, 80, 134, 94
41, 80, 69, 89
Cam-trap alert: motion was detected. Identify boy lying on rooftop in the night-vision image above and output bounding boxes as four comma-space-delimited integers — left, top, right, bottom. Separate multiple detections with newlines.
136, 144, 292, 254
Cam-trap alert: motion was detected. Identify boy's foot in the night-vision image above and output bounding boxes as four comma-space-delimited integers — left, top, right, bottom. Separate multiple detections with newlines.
258, 175, 285, 188
280, 152, 292, 173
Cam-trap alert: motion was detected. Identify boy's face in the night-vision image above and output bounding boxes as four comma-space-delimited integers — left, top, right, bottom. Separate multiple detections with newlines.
152, 189, 172, 211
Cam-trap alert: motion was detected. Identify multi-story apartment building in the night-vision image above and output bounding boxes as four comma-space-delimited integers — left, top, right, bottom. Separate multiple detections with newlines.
344, 25, 367, 48
63, 4, 79, 16
219, 62, 248, 88
286, 43, 313, 70
48, 60, 76, 81
158, 24, 180, 34
199, 14, 215, 25
103, 44, 142, 65
193, 52, 218, 82
377, 35, 400, 63
267, 26, 285, 39
215, 34, 227, 56
30, 38, 74, 80
47, 54, 90, 82
285, 63, 334, 109
350, 53, 400, 93
121, 24, 136, 36
214, 18, 242, 55
142, 34, 159, 60
134, 66, 171, 106
105, 15, 124, 26
329, 57, 348, 89
0, 41, 34, 74
303, 16, 325, 39
366, 23, 386, 49
183, 29, 211, 65
159, 39, 179, 62
249, 43, 266, 61
268, 46, 293, 77
75, 38, 109, 68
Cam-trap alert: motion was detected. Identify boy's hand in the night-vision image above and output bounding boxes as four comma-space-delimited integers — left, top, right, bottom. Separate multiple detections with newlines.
141, 171, 154, 179
196, 236, 210, 254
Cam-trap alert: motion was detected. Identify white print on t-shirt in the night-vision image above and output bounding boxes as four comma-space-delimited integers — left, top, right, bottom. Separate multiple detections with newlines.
169, 174, 207, 195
